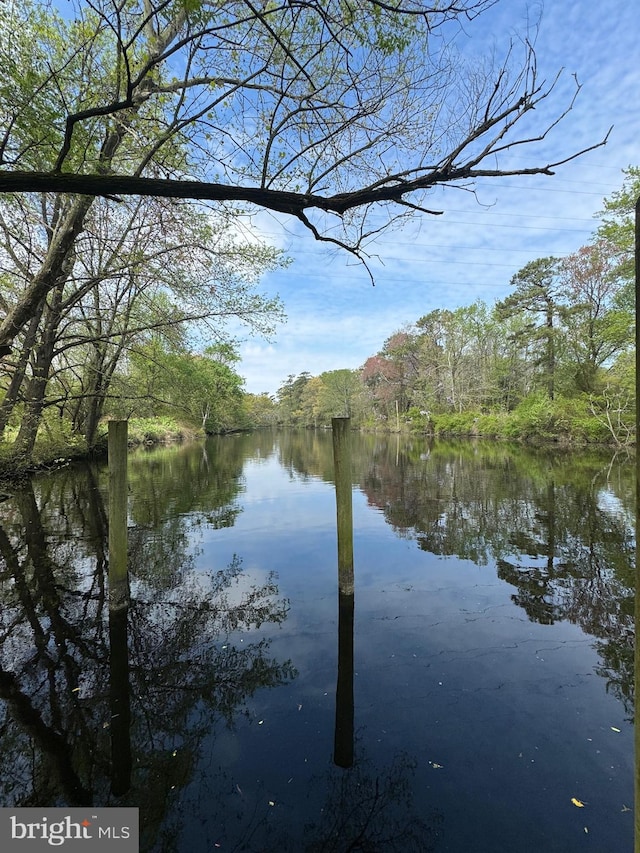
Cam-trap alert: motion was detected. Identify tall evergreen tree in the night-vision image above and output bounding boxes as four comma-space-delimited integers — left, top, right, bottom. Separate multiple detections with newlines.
496, 258, 562, 400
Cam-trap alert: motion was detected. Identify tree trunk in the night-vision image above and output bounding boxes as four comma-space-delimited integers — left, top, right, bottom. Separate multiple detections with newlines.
545, 305, 555, 400
82, 384, 106, 449
12, 287, 64, 457
0, 197, 92, 351
77, 347, 110, 449
0, 307, 43, 437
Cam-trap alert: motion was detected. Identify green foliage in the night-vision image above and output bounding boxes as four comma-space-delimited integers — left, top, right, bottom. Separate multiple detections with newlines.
473, 412, 506, 437
596, 166, 640, 288
497, 394, 611, 443
559, 241, 633, 393
496, 257, 562, 399
273, 168, 636, 446
0, 0, 289, 463
243, 392, 278, 427
122, 343, 247, 433
504, 393, 557, 440
0, 408, 89, 474
317, 369, 363, 421
432, 411, 483, 436
1, 0, 630, 466
395, 394, 618, 445
276, 372, 312, 425
126, 416, 200, 445
405, 407, 430, 431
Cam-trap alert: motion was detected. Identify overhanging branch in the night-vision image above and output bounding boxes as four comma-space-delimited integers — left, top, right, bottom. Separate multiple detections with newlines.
0, 129, 609, 222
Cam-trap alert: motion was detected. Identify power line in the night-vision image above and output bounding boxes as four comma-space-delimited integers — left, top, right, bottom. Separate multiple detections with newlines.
471, 182, 612, 196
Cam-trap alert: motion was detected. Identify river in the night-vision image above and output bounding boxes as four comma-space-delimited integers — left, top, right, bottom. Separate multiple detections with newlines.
0, 429, 634, 851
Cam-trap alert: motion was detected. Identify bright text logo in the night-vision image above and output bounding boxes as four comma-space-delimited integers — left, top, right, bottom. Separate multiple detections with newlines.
1, 808, 138, 851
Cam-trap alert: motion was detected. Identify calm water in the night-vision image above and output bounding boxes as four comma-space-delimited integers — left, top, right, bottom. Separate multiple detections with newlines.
0, 430, 634, 852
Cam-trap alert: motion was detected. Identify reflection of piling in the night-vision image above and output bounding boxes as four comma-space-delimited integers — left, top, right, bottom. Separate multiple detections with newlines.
108, 420, 129, 611
108, 421, 132, 793
332, 418, 354, 768
334, 590, 354, 768
634, 197, 640, 853
109, 607, 132, 796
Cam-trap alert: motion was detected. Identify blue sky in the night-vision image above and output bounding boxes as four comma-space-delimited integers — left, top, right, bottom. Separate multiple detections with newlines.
233, 0, 639, 396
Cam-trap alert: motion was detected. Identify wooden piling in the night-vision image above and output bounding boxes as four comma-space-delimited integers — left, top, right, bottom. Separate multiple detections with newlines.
332, 417, 354, 594
108, 420, 129, 611
634, 196, 639, 853
332, 417, 355, 767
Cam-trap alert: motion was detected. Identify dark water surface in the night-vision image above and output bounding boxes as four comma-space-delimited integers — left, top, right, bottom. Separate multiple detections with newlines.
0, 430, 634, 851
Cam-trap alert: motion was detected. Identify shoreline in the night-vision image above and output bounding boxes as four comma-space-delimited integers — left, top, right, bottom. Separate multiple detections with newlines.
0, 418, 633, 486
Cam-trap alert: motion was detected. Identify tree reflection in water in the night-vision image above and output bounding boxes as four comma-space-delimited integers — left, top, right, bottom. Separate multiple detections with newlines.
0, 433, 634, 851
355, 441, 636, 718
305, 748, 442, 852
0, 465, 295, 850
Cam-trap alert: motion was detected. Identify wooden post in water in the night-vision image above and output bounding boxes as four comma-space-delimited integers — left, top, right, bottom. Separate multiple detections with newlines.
332, 417, 354, 591
634, 196, 640, 853
108, 420, 129, 612
332, 417, 354, 767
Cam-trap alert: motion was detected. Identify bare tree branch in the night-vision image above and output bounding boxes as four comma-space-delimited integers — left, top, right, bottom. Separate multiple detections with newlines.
0, 127, 608, 218
0, 0, 609, 352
